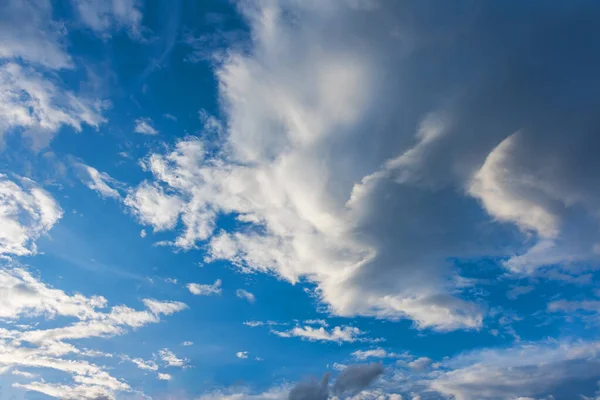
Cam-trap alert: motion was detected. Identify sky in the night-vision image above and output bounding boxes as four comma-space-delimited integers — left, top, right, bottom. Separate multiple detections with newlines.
1, 0, 600, 399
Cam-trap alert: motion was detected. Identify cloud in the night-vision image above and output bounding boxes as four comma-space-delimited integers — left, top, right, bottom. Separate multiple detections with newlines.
407, 357, 432, 372
158, 348, 187, 368
289, 374, 330, 400
0, 0, 72, 69
506, 285, 535, 300
124, 182, 183, 231
91, 0, 600, 333
71, 0, 143, 38
271, 325, 379, 344
157, 373, 172, 381
12, 369, 36, 378
141, 298, 188, 316
197, 386, 289, 400
0, 263, 186, 399
133, 118, 159, 135
187, 279, 222, 296
181, 341, 193, 346
236, 289, 256, 303
0, 63, 106, 148
287, 363, 383, 400
352, 349, 407, 361
236, 351, 248, 359
0, 175, 63, 257
128, 357, 158, 371
244, 321, 264, 328
332, 363, 384, 398
78, 164, 121, 199
429, 340, 600, 400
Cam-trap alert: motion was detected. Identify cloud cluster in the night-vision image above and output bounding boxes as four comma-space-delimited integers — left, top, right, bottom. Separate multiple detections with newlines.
289, 363, 383, 400
71, 0, 144, 38
187, 279, 222, 296
429, 340, 600, 400
0, 0, 107, 148
0, 175, 62, 257
94, 0, 600, 332
271, 325, 379, 344
0, 263, 187, 399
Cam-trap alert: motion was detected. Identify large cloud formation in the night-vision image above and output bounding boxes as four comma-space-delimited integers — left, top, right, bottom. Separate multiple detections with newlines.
118, 0, 600, 331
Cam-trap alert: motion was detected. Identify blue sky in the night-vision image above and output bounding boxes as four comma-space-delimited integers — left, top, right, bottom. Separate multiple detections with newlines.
1, 0, 600, 399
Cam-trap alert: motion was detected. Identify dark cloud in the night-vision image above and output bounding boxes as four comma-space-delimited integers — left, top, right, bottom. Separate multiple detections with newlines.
288, 363, 383, 400
332, 363, 384, 398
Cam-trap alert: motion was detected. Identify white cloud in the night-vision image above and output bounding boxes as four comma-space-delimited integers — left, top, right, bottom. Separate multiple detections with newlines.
129, 357, 158, 371
352, 348, 407, 361
158, 348, 187, 368
141, 298, 188, 316
236, 289, 256, 303
407, 357, 432, 371
244, 321, 264, 328
548, 300, 600, 312
181, 341, 193, 346
0, 63, 106, 148
187, 279, 222, 296
12, 369, 36, 378
72, 0, 143, 38
0, 175, 63, 257
0, 0, 72, 69
140, 229, 147, 238
469, 133, 559, 239
506, 285, 534, 300
0, 264, 186, 399
78, 164, 121, 199
157, 372, 172, 381
91, 0, 600, 333
134, 117, 158, 135
271, 325, 378, 344
429, 340, 600, 400
197, 386, 290, 400
236, 351, 248, 359
124, 182, 183, 231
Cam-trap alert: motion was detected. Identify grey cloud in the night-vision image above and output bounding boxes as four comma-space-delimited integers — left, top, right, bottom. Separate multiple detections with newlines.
288, 363, 383, 400
289, 373, 330, 400
105, 0, 600, 331
332, 363, 384, 398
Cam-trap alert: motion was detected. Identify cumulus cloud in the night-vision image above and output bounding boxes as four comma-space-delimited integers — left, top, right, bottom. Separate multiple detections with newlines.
0, 0, 72, 69
78, 164, 121, 199
287, 363, 383, 400
124, 182, 183, 231
0, 62, 106, 148
271, 325, 378, 344
0, 1, 107, 148
407, 357, 432, 372
71, 0, 143, 38
352, 349, 407, 361
332, 363, 384, 398
158, 348, 187, 368
157, 372, 172, 381
127, 357, 158, 371
506, 285, 535, 300
0, 263, 186, 399
141, 298, 188, 316
133, 118, 159, 135
236, 289, 256, 303
429, 340, 600, 400
0, 175, 63, 257
0, 265, 186, 400
84, 0, 600, 333
187, 279, 222, 296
